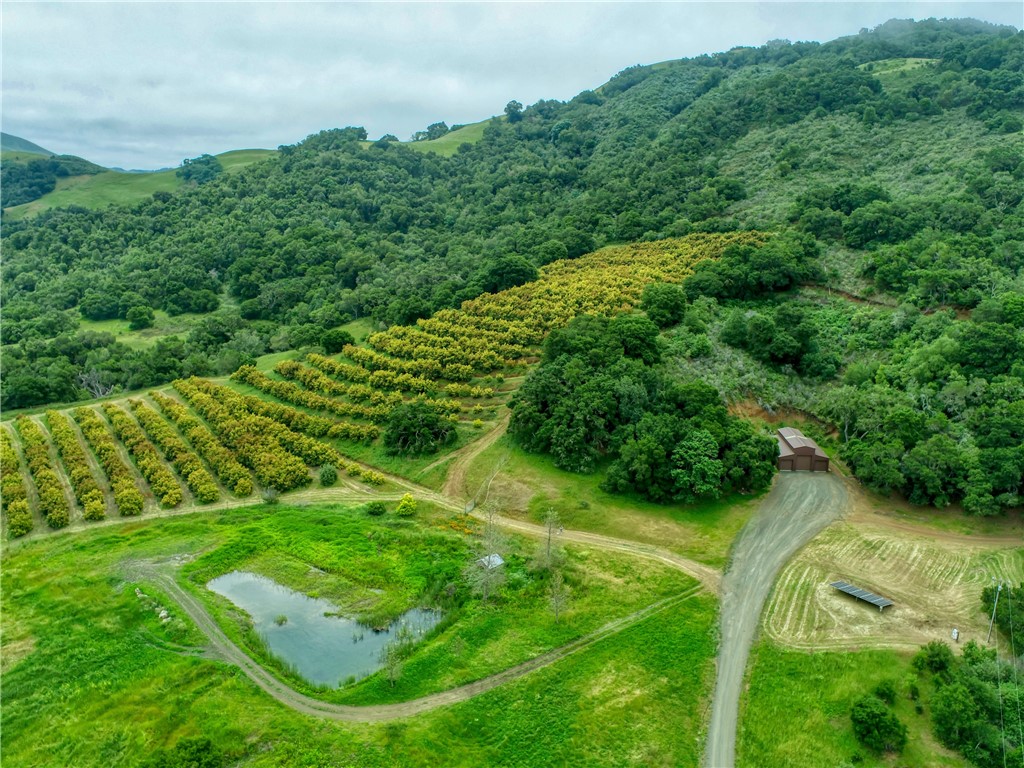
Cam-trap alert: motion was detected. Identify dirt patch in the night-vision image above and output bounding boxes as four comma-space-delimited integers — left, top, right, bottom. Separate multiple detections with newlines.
0, 635, 36, 672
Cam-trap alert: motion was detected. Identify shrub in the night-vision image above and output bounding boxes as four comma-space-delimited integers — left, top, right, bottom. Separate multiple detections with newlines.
319, 464, 338, 487
396, 493, 418, 517
6, 499, 33, 537
873, 678, 898, 706
365, 501, 387, 516
850, 695, 907, 753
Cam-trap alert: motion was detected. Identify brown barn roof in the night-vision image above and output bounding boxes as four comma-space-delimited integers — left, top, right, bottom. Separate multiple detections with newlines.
776, 427, 827, 458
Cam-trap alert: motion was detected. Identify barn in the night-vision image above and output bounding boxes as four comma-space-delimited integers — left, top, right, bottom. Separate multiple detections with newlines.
776, 427, 829, 472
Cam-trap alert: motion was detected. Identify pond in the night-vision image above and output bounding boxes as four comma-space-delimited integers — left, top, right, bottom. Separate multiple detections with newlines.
207, 570, 441, 688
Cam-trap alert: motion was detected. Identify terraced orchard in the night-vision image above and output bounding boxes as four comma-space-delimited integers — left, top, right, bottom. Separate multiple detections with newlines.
3, 233, 758, 538
763, 520, 1024, 651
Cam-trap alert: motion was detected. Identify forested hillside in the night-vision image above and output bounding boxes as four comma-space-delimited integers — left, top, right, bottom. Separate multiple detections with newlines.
1, 152, 106, 208
2, 17, 1021, 419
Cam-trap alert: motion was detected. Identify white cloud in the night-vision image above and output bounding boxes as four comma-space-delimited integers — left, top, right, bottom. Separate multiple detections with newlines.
2, 1, 1020, 169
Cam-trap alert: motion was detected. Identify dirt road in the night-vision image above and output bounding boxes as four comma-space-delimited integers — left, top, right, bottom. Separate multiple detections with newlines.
703, 472, 847, 768
472, 509, 721, 592
141, 561, 703, 722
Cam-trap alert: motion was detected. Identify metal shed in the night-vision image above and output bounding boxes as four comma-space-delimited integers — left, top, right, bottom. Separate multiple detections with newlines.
776, 427, 829, 472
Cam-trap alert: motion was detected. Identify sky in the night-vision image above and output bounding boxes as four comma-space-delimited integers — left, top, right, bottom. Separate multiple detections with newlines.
2, 2, 1021, 170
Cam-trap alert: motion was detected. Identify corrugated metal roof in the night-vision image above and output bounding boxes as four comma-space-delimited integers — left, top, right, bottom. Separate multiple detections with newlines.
831, 581, 894, 609
776, 428, 828, 457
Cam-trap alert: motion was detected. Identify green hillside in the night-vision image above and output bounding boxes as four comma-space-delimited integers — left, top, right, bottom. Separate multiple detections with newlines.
1, 18, 1020, 412
2, 18, 1023, 768
406, 119, 494, 156
0, 132, 53, 155
3, 148, 276, 220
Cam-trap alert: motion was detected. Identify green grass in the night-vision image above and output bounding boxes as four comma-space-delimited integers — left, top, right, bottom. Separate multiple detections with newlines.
859, 57, 939, 74
216, 148, 276, 173
4, 148, 275, 220
77, 309, 207, 350
463, 436, 761, 567
339, 316, 379, 345
252, 349, 302, 372
2, 150, 55, 163
405, 120, 493, 157
739, 641, 967, 767
1, 502, 717, 767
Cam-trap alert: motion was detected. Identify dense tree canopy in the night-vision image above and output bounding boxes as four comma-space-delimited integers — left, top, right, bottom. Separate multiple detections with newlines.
510, 314, 777, 501
2, 18, 1021, 410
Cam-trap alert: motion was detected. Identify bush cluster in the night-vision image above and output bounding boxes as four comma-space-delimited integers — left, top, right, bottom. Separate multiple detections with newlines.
232, 364, 387, 424
46, 410, 105, 520
306, 353, 438, 395
150, 392, 253, 497
73, 407, 145, 516
173, 379, 311, 492
14, 416, 69, 528
128, 400, 220, 504
102, 404, 183, 508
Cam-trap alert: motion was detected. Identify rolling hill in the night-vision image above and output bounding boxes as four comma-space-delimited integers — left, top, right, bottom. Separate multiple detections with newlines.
0, 132, 53, 155
3, 147, 277, 219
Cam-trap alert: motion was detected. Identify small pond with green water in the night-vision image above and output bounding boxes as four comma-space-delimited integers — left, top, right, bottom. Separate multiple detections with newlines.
207, 570, 441, 687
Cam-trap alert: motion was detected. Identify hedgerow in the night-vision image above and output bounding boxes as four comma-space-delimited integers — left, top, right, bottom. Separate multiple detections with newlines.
46, 410, 105, 520
14, 416, 69, 529
1, 429, 33, 536
73, 407, 145, 517
149, 392, 253, 497
101, 404, 183, 508
128, 400, 220, 503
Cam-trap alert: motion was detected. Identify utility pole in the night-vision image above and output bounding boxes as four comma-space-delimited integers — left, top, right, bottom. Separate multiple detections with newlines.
987, 580, 1003, 644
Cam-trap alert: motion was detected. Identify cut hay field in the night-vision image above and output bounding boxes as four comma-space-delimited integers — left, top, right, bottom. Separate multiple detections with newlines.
763, 513, 1024, 652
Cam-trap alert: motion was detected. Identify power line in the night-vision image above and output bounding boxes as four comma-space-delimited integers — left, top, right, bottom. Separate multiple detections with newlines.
1003, 584, 1023, 763
994, 598, 1008, 768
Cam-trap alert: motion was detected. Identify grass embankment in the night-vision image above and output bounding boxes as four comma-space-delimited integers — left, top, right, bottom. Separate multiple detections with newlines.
738, 641, 967, 767
462, 436, 761, 568
405, 120, 492, 157
1, 502, 717, 767
4, 148, 276, 220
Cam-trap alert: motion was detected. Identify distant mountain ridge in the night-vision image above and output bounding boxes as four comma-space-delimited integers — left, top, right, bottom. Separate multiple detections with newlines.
1, 132, 55, 156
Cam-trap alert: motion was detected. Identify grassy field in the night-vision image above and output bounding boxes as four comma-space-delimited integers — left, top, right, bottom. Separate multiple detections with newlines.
462, 435, 762, 567
180, 503, 700, 704
738, 641, 966, 767
1, 501, 717, 767
405, 120, 493, 157
77, 309, 212, 350
4, 148, 275, 220
762, 518, 1024, 652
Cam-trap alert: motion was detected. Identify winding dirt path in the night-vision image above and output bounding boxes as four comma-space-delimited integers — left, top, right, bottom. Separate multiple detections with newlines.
703, 472, 848, 768
140, 560, 703, 722
441, 411, 510, 499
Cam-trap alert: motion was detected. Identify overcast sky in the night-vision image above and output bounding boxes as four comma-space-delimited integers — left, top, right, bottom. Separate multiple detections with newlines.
3, 2, 1020, 169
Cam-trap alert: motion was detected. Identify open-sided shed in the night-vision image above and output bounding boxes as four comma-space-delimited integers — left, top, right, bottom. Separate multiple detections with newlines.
776, 427, 829, 472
